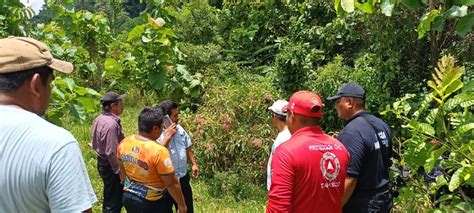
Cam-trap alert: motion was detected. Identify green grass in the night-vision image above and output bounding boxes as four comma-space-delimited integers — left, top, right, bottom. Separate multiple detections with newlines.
64, 103, 266, 212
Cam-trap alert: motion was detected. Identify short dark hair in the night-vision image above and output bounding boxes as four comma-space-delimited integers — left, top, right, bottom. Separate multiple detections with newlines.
159, 100, 179, 116
138, 107, 164, 133
102, 100, 119, 112
0, 66, 53, 92
353, 97, 365, 109
272, 113, 286, 122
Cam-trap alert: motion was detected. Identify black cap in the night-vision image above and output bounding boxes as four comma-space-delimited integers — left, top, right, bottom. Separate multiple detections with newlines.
100, 92, 127, 102
327, 83, 365, 100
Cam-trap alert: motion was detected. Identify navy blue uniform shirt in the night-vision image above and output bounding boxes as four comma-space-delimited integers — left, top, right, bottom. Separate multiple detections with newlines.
337, 111, 392, 193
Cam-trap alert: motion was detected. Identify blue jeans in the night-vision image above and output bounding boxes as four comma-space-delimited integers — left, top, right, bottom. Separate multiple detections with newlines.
122, 191, 171, 213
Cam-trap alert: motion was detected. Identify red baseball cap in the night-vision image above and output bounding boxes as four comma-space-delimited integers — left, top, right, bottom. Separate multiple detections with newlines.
282, 90, 323, 118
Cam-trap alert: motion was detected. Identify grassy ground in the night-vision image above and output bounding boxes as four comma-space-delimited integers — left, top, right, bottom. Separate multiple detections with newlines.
64, 103, 266, 212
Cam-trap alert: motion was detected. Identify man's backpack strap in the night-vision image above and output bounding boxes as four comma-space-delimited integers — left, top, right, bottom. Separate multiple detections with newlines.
359, 114, 392, 169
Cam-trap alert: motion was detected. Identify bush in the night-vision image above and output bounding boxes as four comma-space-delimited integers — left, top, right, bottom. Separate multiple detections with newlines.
304, 54, 395, 131
303, 56, 352, 131
179, 64, 280, 188
177, 42, 222, 73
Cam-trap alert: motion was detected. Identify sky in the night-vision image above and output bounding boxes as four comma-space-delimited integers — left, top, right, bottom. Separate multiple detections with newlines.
20, 0, 44, 14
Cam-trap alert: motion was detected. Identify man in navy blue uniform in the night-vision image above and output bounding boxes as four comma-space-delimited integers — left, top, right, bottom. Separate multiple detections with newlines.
328, 83, 393, 213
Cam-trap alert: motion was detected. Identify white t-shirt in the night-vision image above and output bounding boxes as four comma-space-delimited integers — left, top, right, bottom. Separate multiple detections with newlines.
0, 105, 97, 212
267, 128, 291, 191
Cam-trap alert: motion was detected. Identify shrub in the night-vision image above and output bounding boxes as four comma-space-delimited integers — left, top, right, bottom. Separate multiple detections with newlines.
179, 64, 280, 188
383, 55, 474, 211
304, 54, 395, 131
177, 42, 222, 73
303, 56, 352, 131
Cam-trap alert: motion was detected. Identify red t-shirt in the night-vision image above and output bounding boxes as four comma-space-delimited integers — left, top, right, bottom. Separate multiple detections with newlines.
267, 126, 350, 213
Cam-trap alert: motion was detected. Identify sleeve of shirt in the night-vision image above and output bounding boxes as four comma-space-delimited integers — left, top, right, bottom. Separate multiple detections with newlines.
47, 141, 97, 212
338, 132, 366, 178
155, 147, 175, 175
266, 147, 294, 212
183, 129, 192, 149
105, 123, 121, 174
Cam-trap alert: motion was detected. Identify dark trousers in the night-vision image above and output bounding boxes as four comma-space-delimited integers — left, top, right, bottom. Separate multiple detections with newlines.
165, 173, 194, 213
343, 189, 393, 213
122, 191, 170, 213
98, 165, 123, 213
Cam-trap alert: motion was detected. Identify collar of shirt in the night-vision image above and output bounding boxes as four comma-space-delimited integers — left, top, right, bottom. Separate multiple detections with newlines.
291, 126, 324, 137
102, 111, 122, 126
345, 110, 368, 125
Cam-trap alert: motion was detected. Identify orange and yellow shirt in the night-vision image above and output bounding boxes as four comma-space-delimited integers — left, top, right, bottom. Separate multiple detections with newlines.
117, 135, 174, 201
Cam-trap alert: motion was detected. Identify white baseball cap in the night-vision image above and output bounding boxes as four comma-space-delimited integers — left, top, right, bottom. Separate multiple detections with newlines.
268, 99, 288, 116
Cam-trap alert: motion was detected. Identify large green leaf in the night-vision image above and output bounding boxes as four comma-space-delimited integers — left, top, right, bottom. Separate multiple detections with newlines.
381, 0, 395, 16
103, 58, 123, 79
464, 80, 474, 92
449, 166, 466, 191
176, 64, 192, 82
409, 120, 436, 137
455, 123, 474, 135
341, 0, 355, 13
442, 79, 463, 100
455, 202, 474, 212
404, 138, 430, 167
69, 103, 86, 122
446, 5, 468, 18
432, 16, 445, 32
157, 27, 177, 38
414, 95, 433, 118
355, 1, 373, 13
52, 84, 66, 101
76, 97, 96, 112
417, 10, 440, 38
426, 108, 438, 124
46, 110, 63, 126
444, 93, 474, 111
63, 78, 75, 93
127, 24, 146, 41
456, 13, 474, 37
334, 0, 346, 15
424, 146, 448, 172
148, 69, 168, 89
458, 0, 474, 6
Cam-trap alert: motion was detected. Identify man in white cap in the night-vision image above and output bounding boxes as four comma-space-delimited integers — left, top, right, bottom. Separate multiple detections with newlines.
0, 37, 97, 212
267, 99, 291, 191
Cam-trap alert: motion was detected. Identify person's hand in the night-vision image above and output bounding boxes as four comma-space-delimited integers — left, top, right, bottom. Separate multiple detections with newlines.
164, 123, 177, 139
177, 204, 187, 213
192, 164, 200, 178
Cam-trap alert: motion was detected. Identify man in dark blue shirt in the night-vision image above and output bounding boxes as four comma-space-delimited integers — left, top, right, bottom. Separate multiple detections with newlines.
328, 83, 393, 213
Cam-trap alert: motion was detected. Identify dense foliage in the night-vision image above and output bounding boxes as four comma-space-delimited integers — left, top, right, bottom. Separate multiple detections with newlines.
1, 0, 472, 209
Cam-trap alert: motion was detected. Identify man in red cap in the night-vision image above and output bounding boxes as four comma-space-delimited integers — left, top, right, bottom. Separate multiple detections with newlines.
266, 90, 350, 212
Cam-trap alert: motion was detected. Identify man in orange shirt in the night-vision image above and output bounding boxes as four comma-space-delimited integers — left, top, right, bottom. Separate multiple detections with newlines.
117, 107, 186, 213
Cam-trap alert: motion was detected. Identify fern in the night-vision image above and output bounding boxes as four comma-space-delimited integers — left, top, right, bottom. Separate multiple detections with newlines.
427, 55, 465, 103
444, 93, 474, 111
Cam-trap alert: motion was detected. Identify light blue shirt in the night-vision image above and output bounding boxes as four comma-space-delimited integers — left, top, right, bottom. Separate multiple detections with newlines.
159, 124, 192, 178
0, 105, 97, 212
